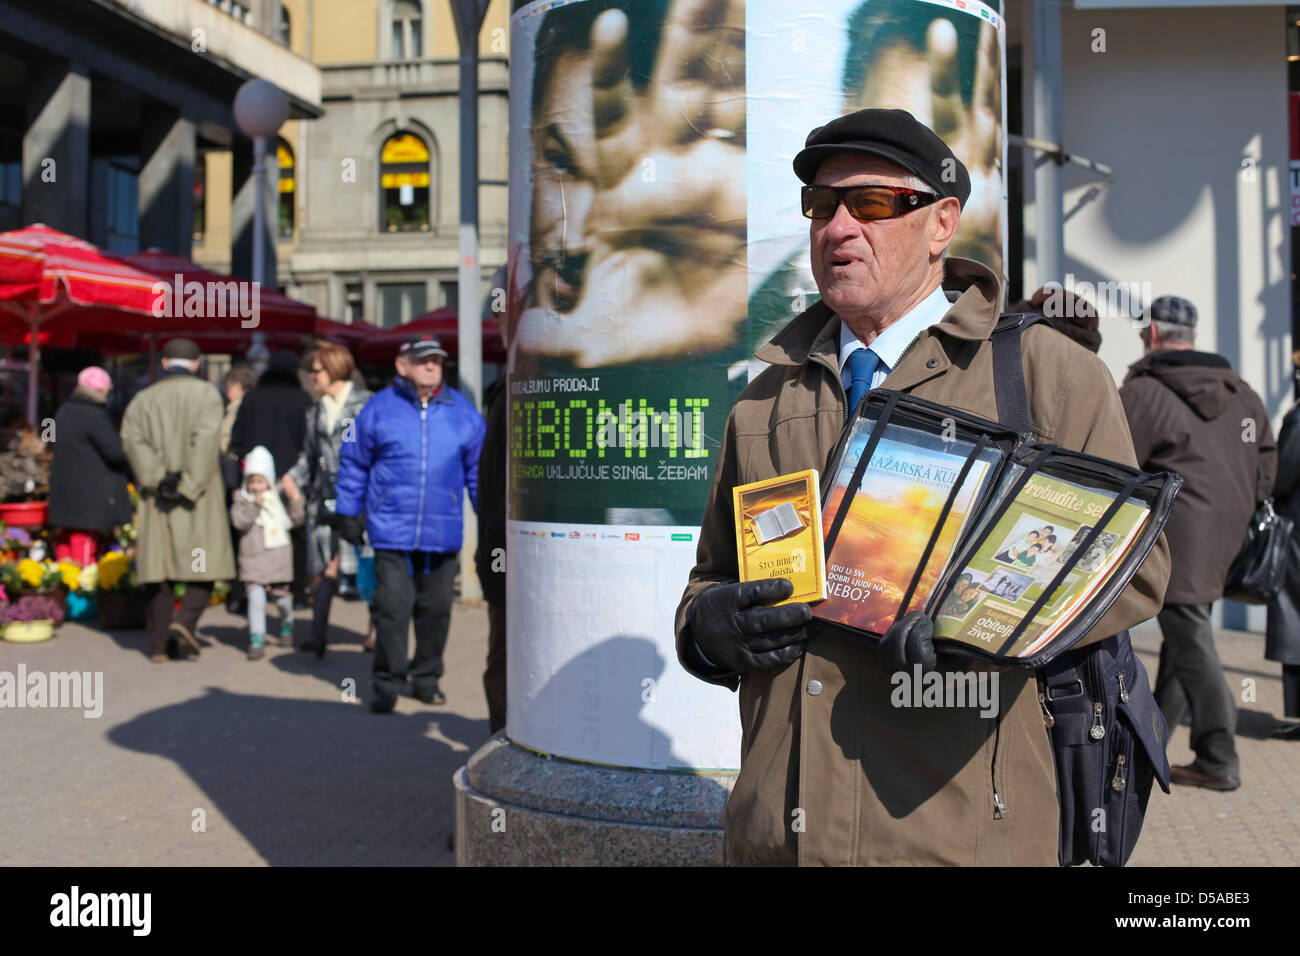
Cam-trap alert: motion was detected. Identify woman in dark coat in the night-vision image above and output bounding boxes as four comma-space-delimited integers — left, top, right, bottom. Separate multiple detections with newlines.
1266, 376, 1300, 738
48, 366, 132, 565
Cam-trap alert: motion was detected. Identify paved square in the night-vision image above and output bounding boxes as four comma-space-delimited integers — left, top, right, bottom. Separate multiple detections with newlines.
0, 603, 1295, 865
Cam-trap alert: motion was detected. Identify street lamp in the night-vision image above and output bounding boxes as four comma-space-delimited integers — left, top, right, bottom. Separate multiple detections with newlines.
233, 79, 289, 289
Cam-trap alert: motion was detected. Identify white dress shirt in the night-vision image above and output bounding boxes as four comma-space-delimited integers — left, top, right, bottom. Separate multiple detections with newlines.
837, 283, 952, 385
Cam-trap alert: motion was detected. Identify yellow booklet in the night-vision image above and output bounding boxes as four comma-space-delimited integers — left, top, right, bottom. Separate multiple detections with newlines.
733, 469, 826, 605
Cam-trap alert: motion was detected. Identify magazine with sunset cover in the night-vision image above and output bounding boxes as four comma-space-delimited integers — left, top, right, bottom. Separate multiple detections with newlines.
813, 390, 1181, 667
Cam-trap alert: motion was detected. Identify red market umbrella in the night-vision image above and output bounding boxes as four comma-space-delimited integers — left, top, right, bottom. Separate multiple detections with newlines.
356, 306, 506, 367
0, 224, 165, 422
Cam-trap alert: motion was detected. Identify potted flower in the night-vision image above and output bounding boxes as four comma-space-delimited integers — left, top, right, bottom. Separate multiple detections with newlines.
1, 592, 65, 643
96, 549, 144, 630
0, 428, 51, 527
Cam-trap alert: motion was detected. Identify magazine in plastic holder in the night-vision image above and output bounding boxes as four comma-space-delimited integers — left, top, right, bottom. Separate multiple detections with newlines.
814, 389, 1181, 667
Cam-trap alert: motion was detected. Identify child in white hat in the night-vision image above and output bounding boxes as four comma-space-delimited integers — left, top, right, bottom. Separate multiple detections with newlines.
230, 445, 306, 660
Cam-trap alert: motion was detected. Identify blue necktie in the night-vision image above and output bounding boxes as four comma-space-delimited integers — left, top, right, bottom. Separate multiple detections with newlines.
845, 347, 881, 413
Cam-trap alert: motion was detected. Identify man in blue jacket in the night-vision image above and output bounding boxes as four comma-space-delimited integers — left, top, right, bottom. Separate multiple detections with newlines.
335, 333, 486, 713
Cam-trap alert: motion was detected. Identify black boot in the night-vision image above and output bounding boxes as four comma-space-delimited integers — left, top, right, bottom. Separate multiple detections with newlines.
301, 576, 336, 657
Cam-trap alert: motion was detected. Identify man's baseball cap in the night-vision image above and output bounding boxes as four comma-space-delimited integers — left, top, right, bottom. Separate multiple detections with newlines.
793, 108, 971, 209
1145, 295, 1197, 328
399, 333, 448, 360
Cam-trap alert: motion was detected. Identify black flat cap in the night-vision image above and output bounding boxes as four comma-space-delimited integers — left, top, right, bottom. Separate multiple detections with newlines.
161, 337, 201, 360
793, 108, 971, 208
1146, 295, 1197, 328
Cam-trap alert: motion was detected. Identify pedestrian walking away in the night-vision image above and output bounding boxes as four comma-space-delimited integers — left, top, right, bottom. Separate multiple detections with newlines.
1119, 295, 1278, 790
119, 338, 237, 662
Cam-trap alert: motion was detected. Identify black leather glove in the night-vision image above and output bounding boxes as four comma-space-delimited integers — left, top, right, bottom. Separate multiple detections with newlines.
880, 610, 938, 673
336, 514, 366, 546
687, 577, 812, 674
155, 471, 185, 503
317, 510, 342, 529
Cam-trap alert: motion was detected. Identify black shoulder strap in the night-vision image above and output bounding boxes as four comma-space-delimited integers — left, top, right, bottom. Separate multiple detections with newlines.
990, 312, 1050, 436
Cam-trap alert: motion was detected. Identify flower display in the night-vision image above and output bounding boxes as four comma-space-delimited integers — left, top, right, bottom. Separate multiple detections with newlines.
97, 551, 131, 592
0, 593, 65, 625
77, 564, 98, 593
18, 558, 45, 587
57, 560, 81, 590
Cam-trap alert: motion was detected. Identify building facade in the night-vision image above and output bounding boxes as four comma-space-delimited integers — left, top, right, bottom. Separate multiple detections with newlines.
192, 0, 511, 328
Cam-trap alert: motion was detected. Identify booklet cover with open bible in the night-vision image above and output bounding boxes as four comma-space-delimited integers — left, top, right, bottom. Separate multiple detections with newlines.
813, 391, 1181, 666
733, 469, 826, 605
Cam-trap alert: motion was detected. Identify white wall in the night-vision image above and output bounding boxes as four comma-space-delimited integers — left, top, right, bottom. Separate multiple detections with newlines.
1020, 4, 1291, 432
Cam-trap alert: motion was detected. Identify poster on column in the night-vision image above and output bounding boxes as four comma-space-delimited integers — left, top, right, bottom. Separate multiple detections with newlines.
505, 0, 1005, 771
747, 0, 1006, 354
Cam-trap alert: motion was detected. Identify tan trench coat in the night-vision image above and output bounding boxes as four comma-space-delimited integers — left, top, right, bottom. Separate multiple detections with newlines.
676, 258, 1170, 866
121, 371, 236, 583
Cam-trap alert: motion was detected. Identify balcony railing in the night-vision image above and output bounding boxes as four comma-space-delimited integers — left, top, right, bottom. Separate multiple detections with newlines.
321, 57, 508, 98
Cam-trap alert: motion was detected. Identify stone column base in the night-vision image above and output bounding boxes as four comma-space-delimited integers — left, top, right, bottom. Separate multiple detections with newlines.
453, 736, 735, 866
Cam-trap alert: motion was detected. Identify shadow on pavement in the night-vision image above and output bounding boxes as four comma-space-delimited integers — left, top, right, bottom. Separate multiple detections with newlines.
107, 686, 485, 865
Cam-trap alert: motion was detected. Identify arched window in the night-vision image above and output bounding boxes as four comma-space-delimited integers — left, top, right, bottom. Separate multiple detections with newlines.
380, 132, 430, 232
277, 138, 295, 240
391, 0, 423, 60
277, 4, 291, 45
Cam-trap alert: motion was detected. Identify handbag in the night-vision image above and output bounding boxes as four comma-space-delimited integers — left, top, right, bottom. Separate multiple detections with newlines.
220, 449, 243, 491
1223, 462, 1292, 604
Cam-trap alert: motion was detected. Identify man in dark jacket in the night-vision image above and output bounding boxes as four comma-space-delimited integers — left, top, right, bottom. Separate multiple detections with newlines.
231, 350, 313, 603
335, 333, 486, 713
1120, 295, 1278, 790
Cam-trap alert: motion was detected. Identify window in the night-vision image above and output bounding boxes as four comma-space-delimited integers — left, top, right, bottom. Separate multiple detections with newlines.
193, 155, 206, 243
377, 282, 426, 328
0, 130, 20, 210
380, 131, 431, 232
277, 138, 295, 241
391, 1, 423, 60
439, 280, 458, 309
106, 163, 139, 254
345, 283, 365, 324
277, 4, 291, 45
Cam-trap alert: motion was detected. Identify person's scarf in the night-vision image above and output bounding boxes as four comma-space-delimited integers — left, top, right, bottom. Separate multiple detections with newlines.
239, 486, 293, 550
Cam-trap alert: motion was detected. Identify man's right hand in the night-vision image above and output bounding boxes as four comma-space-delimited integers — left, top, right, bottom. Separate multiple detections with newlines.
688, 578, 811, 674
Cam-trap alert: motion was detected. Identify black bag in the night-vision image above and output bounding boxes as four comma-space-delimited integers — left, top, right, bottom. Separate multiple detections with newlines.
990, 313, 1171, 866
1223, 463, 1292, 605
220, 450, 242, 491
1038, 631, 1170, 867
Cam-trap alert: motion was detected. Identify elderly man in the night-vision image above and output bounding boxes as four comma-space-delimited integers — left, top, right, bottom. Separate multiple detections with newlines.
121, 338, 236, 662
675, 109, 1170, 866
335, 334, 485, 714
1120, 296, 1277, 791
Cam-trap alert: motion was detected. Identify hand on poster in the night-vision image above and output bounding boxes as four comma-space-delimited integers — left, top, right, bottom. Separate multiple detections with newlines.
517, 0, 748, 367
850, 14, 1002, 274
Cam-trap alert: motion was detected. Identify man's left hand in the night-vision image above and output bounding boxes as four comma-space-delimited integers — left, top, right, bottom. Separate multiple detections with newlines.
881, 610, 938, 673
155, 471, 186, 504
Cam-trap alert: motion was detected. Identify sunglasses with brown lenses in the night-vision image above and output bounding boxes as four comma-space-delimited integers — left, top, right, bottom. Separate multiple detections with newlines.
801, 184, 939, 222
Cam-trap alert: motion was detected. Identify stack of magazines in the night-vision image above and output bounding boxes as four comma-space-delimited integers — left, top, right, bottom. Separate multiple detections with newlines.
813, 390, 1181, 666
